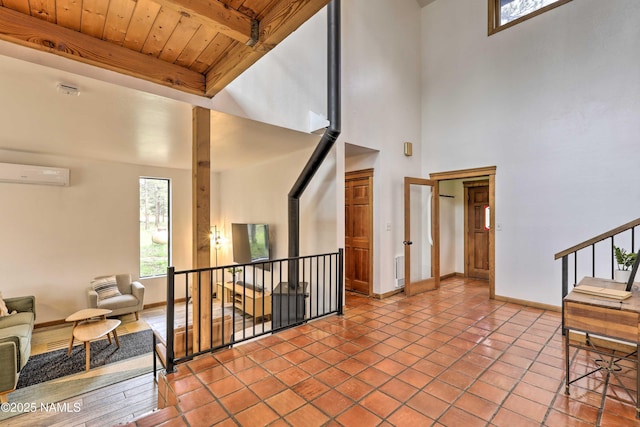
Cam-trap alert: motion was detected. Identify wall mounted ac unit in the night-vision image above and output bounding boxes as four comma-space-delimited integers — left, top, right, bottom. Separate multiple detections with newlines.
0, 162, 69, 186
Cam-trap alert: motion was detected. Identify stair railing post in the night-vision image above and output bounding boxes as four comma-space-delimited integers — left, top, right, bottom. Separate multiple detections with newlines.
561, 255, 568, 336
338, 248, 344, 315
166, 266, 176, 373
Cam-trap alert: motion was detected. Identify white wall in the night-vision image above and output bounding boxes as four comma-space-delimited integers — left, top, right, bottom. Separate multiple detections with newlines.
211, 9, 327, 134
422, 0, 640, 305
438, 180, 459, 276
341, 0, 423, 294
0, 150, 192, 323
213, 146, 335, 265
218, 0, 424, 296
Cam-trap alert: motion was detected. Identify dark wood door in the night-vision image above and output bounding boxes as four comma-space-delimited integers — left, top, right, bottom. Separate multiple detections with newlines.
345, 170, 373, 295
466, 182, 490, 280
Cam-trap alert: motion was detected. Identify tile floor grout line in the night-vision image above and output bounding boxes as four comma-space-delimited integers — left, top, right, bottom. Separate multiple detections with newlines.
145, 279, 640, 427
330, 285, 511, 425
481, 306, 560, 426
428, 298, 534, 426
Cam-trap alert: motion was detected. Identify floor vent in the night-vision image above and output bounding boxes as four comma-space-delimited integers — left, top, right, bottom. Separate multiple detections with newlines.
395, 255, 405, 288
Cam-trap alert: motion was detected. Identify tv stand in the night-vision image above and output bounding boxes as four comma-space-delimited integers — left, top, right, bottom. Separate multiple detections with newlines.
216, 281, 271, 321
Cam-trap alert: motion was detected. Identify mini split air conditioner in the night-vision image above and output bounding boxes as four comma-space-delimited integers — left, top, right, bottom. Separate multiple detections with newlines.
0, 162, 69, 186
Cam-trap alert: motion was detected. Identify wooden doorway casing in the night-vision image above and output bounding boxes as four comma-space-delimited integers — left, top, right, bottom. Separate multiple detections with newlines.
464, 180, 490, 280
430, 167, 496, 299
345, 169, 373, 296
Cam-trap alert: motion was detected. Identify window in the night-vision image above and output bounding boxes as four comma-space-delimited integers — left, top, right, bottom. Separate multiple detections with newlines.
489, 0, 572, 35
139, 177, 171, 277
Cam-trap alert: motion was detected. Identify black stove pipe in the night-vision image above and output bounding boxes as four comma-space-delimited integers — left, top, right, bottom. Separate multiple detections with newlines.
288, 0, 341, 277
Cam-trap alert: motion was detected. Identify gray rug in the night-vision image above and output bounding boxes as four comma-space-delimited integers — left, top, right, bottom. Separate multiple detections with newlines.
16, 329, 153, 388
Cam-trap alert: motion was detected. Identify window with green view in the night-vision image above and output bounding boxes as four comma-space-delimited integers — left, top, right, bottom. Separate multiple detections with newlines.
139, 177, 171, 277
489, 0, 572, 34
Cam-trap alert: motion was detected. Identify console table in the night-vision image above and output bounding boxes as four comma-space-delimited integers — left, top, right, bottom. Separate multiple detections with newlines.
564, 276, 640, 421
216, 282, 271, 320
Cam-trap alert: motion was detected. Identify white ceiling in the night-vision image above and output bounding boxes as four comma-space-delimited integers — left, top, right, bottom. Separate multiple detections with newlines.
0, 46, 320, 172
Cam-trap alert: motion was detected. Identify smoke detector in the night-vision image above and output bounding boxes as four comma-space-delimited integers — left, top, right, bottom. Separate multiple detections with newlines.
57, 83, 80, 96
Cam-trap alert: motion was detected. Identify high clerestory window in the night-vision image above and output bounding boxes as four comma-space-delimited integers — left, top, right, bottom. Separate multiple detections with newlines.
139, 177, 171, 278
488, 0, 572, 35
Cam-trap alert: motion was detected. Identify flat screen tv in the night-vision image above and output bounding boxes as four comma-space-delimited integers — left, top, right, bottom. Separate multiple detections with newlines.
232, 223, 270, 264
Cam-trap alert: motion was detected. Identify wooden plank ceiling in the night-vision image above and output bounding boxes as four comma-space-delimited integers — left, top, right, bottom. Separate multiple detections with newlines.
0, 0, 330, 97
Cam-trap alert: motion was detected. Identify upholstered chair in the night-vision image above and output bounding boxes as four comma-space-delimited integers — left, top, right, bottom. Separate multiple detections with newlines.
87, 274, 144, 320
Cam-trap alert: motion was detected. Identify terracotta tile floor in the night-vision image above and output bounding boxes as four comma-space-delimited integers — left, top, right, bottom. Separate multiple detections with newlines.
130, 277, 640, 426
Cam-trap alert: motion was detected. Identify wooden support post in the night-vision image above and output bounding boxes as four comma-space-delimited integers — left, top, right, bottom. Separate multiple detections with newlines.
192, 106, 212, 350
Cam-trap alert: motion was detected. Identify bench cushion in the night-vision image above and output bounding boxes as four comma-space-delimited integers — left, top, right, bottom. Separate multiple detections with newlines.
96, 294, 138, 311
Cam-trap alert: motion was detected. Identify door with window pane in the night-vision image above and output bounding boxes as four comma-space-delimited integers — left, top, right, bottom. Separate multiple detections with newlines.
403, 177, 440, 296
465, 181, 490, 280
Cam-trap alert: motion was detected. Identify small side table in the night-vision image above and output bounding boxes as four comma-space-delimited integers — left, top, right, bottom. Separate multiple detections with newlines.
65, 308, 112, 355
73, 318, 121, 371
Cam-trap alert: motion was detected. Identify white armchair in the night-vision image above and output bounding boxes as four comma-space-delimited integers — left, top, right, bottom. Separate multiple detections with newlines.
87, 274, 145, 320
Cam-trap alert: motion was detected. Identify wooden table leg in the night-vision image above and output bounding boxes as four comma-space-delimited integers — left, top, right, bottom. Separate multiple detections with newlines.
85, 341, 91, 371
68, 321, 78, 355
113, 329, 120, 348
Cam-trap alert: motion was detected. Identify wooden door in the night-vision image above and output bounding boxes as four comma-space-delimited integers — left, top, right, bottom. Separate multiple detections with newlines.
403, 177, 440, 296
345, 170, 373, 295
465, 181, 490, 280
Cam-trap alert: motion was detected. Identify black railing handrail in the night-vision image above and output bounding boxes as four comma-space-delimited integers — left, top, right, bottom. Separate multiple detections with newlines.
556, 219, 640, 334
555, 217, 640, 260
157, 250, 344, 374
173, 252, 343, 275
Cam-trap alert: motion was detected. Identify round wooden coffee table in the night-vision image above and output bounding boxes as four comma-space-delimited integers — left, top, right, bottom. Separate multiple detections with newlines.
66, 308, 121, 371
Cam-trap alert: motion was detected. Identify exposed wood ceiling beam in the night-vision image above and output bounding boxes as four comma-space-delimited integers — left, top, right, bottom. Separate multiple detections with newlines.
153, 0, 258, 46
0, 6, 205, 95
205, 0, 329, 96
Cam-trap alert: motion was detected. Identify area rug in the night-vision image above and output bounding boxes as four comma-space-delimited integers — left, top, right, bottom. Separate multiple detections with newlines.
16, 329, 153, 388
1, 324, 155, 422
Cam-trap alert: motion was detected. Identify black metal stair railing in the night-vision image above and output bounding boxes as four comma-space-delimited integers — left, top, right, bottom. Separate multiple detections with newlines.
555, 218, 640, 298
155, 249, 343, 374
555, 218, 640, 332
